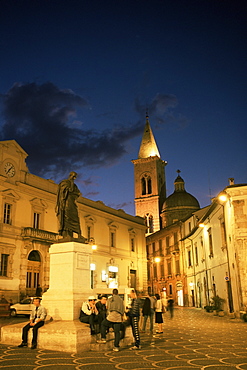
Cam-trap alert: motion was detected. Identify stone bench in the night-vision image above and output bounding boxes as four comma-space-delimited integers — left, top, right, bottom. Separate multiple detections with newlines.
1, 320, 133, 353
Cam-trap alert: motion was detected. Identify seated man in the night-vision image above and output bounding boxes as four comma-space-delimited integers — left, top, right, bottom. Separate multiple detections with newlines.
79, 295, 98, 335
96, 295, 107, 330
18, 297, 47, 349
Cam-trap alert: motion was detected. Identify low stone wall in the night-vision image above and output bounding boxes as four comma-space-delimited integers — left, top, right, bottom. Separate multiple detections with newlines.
1, 320, 133, 353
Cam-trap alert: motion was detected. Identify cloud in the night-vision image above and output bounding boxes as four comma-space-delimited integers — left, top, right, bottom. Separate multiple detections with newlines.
134, 93, 184, 130
0, 83, 179, 181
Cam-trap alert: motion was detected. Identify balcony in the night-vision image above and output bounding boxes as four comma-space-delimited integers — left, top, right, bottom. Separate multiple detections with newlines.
21, 227, 58, 243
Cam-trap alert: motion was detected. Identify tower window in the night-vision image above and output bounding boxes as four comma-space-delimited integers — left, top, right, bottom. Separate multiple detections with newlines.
141, 175, 152, 195
145, 214, 154, 234
147, 177, 152, 194
142, 177, 146, 195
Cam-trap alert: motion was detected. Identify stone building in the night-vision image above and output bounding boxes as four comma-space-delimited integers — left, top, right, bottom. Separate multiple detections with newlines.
133, 116, 247, 317
0, 140, 147, 302
182, 182, 247, 316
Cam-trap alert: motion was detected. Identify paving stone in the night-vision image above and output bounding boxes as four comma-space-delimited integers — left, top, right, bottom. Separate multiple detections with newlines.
1, 307, 247, 370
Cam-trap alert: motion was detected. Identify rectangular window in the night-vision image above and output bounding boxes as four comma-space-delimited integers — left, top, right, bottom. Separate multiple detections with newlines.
3, 203, 12, 225
166, 236, 170, 255
208, 228, 214, 256
26, 271, 32, 288
169, 284, 173, 295
220, 220, 227, 249
0, 254, 9, 277
188, 250, 192, 267
33, 272, 39, 288
195, 243, 198, 265
110, 232, 116, 247
33, 212, 40, 229
174, 232, 178, 244
152, 242, 155, 254
131, 238, 135, 252
167, 260, 171, 275
175, 259, 180, 274
146, 244, 149, 258
87, 226, 91, 241
159, 239, 162, 254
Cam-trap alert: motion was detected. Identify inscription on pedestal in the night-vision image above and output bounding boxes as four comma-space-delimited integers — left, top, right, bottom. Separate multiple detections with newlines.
77, 253, 89, 269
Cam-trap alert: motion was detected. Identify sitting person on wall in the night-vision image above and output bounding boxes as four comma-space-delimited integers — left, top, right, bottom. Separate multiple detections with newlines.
79, 296, 99, 335
96, 295, 107, 330
18, 297, 47, 349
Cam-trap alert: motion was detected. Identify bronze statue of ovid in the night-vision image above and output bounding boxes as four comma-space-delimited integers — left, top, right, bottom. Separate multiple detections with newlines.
55, 171, 86, 242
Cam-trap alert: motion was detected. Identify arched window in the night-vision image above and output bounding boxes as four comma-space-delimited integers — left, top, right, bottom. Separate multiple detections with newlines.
141, 174, 152, 195
141, 177, 146, 195
28, 250, 41, 262
145, 214, 154, 234
147, 177, 152, 194
149, 215, 154, 233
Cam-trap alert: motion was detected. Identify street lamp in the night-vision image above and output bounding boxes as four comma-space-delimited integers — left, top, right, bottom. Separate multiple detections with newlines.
89, 237, 97, 250
151, 257, 160, 295
217, 192, 234, 313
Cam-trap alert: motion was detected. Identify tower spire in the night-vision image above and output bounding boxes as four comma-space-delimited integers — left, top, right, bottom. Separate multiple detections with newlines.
138, 114, 160, 159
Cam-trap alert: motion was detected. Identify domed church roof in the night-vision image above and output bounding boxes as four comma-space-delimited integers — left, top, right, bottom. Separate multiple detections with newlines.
161, 171, 200, 227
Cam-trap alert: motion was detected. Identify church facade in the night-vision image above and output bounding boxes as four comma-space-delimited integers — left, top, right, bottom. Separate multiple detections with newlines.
0, 140, 147, 302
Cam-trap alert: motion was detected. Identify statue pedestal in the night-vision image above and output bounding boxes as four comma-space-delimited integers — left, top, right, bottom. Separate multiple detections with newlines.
42, 242, 92, 321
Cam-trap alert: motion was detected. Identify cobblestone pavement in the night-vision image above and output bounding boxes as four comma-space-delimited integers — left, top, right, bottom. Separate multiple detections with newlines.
1, 307, 247, 369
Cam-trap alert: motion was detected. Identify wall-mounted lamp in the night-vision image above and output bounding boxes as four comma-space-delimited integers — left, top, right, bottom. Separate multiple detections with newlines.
89, 237, 97, 250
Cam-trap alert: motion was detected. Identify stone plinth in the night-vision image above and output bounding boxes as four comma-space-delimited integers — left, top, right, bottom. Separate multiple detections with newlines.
1, 321, 133, 353
42, 241, 92, 320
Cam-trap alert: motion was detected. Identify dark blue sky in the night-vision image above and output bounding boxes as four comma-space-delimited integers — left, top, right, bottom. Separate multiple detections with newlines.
0, 0, 246, 215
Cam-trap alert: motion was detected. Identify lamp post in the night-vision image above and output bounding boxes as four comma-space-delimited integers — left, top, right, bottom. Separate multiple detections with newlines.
218, 192, 234, 313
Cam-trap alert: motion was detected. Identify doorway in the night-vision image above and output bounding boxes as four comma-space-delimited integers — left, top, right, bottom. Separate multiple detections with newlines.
26, 250, 41, 296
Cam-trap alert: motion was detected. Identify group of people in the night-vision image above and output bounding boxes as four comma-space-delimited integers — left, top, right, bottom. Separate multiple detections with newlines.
16, 290, 174, 351
79, 289, 175, 352
141, 293, 174, 335
79, 289, 141, 351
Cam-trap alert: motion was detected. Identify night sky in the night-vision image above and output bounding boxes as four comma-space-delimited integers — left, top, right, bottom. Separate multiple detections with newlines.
0, 0, 246, 216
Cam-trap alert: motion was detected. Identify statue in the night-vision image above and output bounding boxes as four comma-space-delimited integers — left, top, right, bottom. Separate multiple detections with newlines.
55, 171, 86, 242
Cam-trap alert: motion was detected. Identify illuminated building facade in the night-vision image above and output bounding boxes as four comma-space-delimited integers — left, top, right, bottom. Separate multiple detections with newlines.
0, 140, 147, 302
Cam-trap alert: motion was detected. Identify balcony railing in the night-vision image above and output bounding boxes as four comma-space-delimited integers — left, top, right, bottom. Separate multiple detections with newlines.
21, 227, 58, 242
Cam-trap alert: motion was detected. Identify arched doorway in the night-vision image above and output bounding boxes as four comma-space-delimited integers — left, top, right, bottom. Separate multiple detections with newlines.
26, 250, 41, 296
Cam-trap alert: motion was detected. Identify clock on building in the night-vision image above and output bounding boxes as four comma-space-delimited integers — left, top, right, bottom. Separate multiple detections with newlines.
4, 162, 16, 177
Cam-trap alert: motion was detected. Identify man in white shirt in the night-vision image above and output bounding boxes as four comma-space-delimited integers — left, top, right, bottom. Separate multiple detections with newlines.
79, 295, 99, 335
18, 297, 47, 349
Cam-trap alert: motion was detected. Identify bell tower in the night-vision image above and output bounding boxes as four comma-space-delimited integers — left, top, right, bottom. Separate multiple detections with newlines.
132, 114, 167, 234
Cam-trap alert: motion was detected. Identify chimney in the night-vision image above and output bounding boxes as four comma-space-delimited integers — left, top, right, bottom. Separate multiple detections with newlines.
229, 178, 234, 185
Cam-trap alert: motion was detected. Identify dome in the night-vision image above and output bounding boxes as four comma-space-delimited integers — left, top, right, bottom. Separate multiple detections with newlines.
161, 171, 200, 227
162, 191, 200, 210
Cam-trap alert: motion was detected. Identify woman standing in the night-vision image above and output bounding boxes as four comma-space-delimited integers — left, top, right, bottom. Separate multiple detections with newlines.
155, 293, 163, 334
